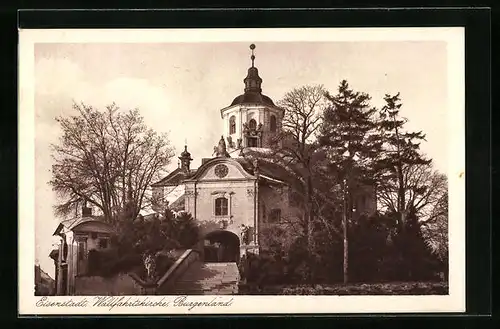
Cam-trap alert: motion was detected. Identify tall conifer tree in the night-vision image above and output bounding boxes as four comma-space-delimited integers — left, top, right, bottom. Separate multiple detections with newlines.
377, 93, 431, 232
318, 80, 383, 283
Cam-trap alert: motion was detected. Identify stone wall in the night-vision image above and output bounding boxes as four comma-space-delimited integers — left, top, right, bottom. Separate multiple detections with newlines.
258, 184, 302, 250
156, 249, 200, 294
74, 273, 143, 295
259, 184, 301, 223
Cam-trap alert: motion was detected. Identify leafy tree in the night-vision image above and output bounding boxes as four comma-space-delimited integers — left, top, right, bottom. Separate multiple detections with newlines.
161, 210, 200, 249
259, 224, 300, 259
390, 206, 442, 281
50, 102, 175, 223
114, 209, 199, 255
348, 213, 394, 282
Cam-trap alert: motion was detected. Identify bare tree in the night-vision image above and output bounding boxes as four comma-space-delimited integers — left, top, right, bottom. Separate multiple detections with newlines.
267, 85, 328, 260
421, 190, 448, 265
377, 162, 448, 224
50, 102, 175, 223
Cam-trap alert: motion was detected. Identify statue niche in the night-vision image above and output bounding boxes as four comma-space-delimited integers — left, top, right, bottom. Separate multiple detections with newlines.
243, 120, 263, 148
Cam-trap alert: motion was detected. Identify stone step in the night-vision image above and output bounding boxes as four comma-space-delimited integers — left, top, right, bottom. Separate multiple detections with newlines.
165, 261, 240, 295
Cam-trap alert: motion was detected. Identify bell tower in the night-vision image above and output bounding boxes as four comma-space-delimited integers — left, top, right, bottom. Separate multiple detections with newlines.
220, 44, 285, 154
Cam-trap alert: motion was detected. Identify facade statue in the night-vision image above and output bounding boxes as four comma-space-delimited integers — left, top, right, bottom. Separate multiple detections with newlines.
227, 136, 235, 149
240, 224, 251, 245
214, 135, 230, 157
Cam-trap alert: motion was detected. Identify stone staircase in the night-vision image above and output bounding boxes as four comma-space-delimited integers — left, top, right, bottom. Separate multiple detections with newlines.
164, 261, 240, 295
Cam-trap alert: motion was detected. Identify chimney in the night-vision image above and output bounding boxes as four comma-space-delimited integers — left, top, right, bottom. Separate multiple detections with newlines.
82, 206, 92, 217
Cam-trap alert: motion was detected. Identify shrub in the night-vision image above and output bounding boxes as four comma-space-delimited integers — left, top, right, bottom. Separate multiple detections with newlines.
239, 282, 449, 295
239, 251, 303, 286
162, 211, 200, 249
104, 210, 199, 279
88, 248, 178, 281
88, 249, 144, 278
153, 250, 176, 278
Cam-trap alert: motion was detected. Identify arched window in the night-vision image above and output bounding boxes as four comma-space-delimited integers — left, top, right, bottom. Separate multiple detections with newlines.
248, 119, 257, 130
270, 115, 277, 132
229, 116, 236, 135
215, 197, 228, 216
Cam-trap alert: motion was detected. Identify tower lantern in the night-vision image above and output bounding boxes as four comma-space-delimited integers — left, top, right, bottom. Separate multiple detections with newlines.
179, 145, 193, 173
244, 44, 263, 93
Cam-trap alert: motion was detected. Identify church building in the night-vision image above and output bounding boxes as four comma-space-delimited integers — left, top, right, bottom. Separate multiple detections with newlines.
151, 44, 376, 263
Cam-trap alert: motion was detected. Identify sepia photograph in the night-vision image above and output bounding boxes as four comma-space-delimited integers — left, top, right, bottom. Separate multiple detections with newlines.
19, 27, 465, 314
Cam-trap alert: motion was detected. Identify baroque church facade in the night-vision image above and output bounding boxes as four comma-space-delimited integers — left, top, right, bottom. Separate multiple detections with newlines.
47, 44, 376, 296
151, 44, 376, 263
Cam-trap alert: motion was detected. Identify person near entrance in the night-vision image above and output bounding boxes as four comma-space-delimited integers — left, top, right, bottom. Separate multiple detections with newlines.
215, 242, 224, 262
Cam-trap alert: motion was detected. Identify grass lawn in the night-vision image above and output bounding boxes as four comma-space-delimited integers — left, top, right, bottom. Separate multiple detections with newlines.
239, 281, 448, 295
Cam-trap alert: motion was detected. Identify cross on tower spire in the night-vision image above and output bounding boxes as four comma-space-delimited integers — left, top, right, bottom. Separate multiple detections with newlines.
243, 44, 262, 93
250, 43, 255, 67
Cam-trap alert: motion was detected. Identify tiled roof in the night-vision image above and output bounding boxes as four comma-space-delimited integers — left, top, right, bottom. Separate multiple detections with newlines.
169, 194, 186, 212
234, 153, 303, 190
53, 216, 109, 235
230, 92, 275, 107
233, 157, 256, 175
259, 160, 303, 189
151, 168, 197, 187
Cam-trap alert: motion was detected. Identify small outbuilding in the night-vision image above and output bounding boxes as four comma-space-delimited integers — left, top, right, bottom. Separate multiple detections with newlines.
50, 206, 115, 295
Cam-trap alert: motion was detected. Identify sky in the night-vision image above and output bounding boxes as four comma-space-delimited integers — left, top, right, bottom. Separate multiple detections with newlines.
34, 40, 448, 278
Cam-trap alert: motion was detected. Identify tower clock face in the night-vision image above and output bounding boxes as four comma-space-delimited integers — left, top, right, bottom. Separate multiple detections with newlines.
214, 164, 229, 178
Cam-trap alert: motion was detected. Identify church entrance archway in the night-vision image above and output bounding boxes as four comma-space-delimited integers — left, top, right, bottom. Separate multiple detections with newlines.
203, 230, 240, 263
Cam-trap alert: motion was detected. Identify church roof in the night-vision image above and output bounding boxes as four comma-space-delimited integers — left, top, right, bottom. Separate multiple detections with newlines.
169, 194, 186, 212
151, 167, 197, 187
153, 149, 304, 199
234, 155, 303, 189
230, 92, 275, 107
259, 161, 302, 188
53, 216, 110, 236
227, 44, 277, 109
